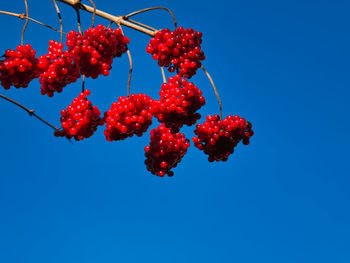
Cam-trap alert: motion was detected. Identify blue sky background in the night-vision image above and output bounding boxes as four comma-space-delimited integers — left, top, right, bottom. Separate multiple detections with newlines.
0, 0, 349, 262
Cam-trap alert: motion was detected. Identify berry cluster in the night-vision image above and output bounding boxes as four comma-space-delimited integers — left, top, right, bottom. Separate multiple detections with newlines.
192, 114, 254, 162
66, 24, 130, 78
144, 124, 190, 177
146, 27, 205, 78
152, 75, 205, 132
38, 40, 80, 97
104, 93, 154, 141
54, 89, 105, 141
0, 44, 41, 89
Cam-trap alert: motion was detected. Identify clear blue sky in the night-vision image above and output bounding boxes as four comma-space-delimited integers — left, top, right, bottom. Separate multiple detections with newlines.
0, 0, 349, 262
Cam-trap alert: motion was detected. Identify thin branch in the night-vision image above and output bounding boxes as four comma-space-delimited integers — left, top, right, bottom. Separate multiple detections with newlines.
160, 67, 166, 83
75, 7, 82, 33
52, 0, 63, 43
21, 0, 29, 45
82, 75, 85, 92
125, 18, 157, 32
0, 93, 59, 131
117, 24, 133, 97
201, 65, 222, 120
0, 10, 66, 34
87, 0, 96, 27
57, 0, 156, 36
107, 21, 113, 28
124, 7, 177, 29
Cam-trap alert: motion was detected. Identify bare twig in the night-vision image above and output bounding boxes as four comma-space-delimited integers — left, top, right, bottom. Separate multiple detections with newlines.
0, 10, 66, 34
125, 18, 157, 32
124, 7, 177, 29
82, 75, 85, 92
75, 7, 82, 33
0, 94, 59, 131
160, 67, 166, 83
107, 20, 113, 28
21, 0, 29, 45
52, 0, 63, 43
57, 0, 156, 36
87, 0, 96, 27
117, 24, 133, 96
201, 65, 222, 119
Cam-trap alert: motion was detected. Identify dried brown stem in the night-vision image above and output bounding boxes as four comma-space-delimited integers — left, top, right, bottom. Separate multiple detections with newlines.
125, 18, 157, 32
0, 93, 59, 131
201, 65, 222, 119
52, 0, 63, 43
82, 75, 86, 92
117, 24, 133, 96
57, 0, 156, 36
124, 7, 177, 29
0, 10, 66, 34
87, 0, 96, 27
107, 21, 113, 28
21, 0, 29, 45
160, 67, 166, 83
75, 7, 82, 33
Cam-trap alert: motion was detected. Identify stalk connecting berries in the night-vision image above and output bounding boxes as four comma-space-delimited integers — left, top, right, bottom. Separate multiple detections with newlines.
152, 74, 205, 132
146, 27, 205, 78
66, 24, 130, 79
38, 40, 80, 97
54, 89, 105, 141
0, 44, 41, 89
104, 93, 154, 141
144, 124, 190, 177
192, 114, 254, 162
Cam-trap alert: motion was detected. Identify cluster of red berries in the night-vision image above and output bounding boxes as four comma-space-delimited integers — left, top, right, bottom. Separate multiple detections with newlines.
38, 40, 81, 97
54, 89, 105, 141
104, 93, 154, 141
192, 114, 254, 162
146, 27, 205, 78
152, 74, 205, 132
144, 124, 190, 177
0, 44, 41, 89
0, 23, 254, 178
66, 24, 130, 78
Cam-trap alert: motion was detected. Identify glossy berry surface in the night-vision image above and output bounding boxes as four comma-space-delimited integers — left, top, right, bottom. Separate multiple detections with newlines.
192, 114, 254, 162
144, 124, 190, 177
0, 44, 41, 89
66, 24, 130, 79
38, 40, 80, 97
104, 93, 154, 141
152, 74, 205, 132
146, 27, 205, 78
54, 89, 105, 141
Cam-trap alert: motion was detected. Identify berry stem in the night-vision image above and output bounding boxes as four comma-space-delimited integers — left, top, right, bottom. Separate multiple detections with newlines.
201, 65, 222, 120
52, 0, 63, 43
21, 0, 29, 46
0, 10, 66, 34
75, 7, 82, 33
0, 93, 59, 131
117, 24, 133, 97
56, 0, 157, 36
123, 7, 177, 29
160, 67, 166, 83
123, 18, 157, 32
82, 75, 86, 92
87, 0, 96, 27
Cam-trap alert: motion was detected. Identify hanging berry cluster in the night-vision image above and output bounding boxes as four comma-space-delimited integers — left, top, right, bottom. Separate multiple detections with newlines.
146, 27, 205, 78
66, 24, 130, 78
1, 17, 254, 178
0, 44, 41, 89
